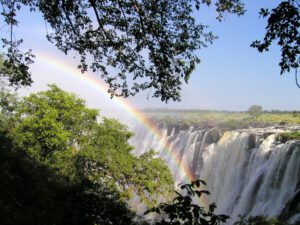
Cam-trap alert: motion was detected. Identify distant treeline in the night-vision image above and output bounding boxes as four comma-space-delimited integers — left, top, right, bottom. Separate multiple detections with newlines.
143, 108, 300, 114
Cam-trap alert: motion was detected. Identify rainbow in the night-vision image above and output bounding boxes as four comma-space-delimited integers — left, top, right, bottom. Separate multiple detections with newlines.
34, 52, 209, 208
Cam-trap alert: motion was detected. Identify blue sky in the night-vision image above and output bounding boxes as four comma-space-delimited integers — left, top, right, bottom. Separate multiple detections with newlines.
6, 1, 300, 111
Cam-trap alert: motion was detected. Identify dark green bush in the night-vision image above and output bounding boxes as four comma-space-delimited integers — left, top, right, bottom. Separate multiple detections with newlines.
277, 131, 300, 143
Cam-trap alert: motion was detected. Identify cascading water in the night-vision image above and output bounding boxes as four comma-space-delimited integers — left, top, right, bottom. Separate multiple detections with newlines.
128, 121, 300, 224
199, 131, 300, 223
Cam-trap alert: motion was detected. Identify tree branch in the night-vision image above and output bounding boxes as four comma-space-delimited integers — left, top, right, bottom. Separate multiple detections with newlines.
296, 68, 300, 89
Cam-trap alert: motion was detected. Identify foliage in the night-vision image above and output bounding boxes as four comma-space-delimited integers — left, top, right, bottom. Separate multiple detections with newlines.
248, 105, 263, 118
0, 130, 143, 225
234, 215, 289, 225
276, 131, 300, 143
0, 0, 242, 102
1, 91, 296, 225
145, 180, 229, 225
0, 83, 20, 117
251, 0, 299, 74
206, 129, 220, 143
0, 84, 176, 224
148, 110, 300, 131
0, 43, 34, 87
1, 1, 299, 100
219, 119, 249, 130
14, 84, 98, 166
1, 1, 298, 99
0, 84, 174, 212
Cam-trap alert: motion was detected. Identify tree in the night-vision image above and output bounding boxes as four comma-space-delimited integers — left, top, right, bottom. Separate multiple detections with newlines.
251, 1, 299, 75
248, 105, 262, 118
10, 84, 174, 206
0, 93, 141, 225
0, 1, 298, 102
0, 124, 145, 225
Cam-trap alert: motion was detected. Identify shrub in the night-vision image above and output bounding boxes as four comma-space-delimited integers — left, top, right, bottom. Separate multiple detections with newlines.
277, 131, 300, 143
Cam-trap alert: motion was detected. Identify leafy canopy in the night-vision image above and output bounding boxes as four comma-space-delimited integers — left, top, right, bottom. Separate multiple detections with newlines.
1, 1, 299, 101
2, 1, 299, 101
251, 0, 299, 74
0, 121, 145, 225
0, 88, 144, 225
0, 0, 246, 102
8, 84, 174, 206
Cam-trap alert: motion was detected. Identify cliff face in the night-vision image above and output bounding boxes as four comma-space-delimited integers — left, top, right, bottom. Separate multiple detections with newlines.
129, 122, 300, 224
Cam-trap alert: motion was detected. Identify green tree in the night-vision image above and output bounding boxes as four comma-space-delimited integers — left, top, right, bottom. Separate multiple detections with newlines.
0, 125, 145, 225
12, 84, 174, 206
248, 105, 263, 119
0, 84, 154, 225
2, 1, 298, 102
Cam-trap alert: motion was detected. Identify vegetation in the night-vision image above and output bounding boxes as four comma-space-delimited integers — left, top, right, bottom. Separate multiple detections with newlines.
251, 1, 299, 75
234, 215, 290, 225
248, 105, 263, 119
147, 181, 296, 225
0, 84, 174, 224
0, 138, 140, 225
0, 1, 298, 222
146, 180, 229, 225
276, 131, 300, 143
0, 1, 299, 101
0, 85, 298, 224
148, 109, 300, 131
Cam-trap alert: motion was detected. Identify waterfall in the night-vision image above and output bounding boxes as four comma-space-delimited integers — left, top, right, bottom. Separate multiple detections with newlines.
129, 122, 300, 223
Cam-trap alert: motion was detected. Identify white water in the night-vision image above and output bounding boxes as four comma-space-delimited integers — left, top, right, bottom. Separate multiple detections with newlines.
129, 123, 300, 223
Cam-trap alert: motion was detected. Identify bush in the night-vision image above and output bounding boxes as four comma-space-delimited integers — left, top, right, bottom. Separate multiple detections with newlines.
276, 131, 300, 143
234, 215, 289, 225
